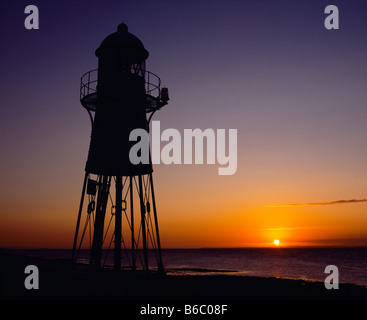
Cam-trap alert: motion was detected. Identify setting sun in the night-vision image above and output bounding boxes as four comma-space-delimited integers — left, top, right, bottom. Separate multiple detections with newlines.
273, 239, 280, 246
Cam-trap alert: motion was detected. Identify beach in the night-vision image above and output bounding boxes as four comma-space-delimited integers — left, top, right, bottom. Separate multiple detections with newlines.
1, 250, 366, 301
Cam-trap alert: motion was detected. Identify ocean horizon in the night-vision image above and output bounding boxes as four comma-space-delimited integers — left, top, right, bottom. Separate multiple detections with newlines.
3, 247, 367, 287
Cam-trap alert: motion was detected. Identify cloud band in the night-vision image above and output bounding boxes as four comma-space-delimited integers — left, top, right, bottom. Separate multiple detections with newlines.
267, 198, 367, 208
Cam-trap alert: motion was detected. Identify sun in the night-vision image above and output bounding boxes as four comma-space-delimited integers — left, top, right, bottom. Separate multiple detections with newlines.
273, 239, 280, 246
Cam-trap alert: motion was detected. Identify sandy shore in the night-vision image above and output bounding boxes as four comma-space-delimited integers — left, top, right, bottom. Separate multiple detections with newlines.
1, 250, 366, 300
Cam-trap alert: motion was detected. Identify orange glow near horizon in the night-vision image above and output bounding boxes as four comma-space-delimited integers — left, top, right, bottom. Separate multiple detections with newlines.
1, 165, 367, 249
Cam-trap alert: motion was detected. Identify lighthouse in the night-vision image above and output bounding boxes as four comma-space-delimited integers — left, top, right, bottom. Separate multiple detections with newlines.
72, 23, 168, 272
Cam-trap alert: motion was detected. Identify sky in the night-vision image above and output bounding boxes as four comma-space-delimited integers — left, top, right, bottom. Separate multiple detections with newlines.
1, 0, 367, 248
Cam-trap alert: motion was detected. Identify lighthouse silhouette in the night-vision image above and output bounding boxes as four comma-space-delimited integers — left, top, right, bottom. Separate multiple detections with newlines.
72, 23, 168, 272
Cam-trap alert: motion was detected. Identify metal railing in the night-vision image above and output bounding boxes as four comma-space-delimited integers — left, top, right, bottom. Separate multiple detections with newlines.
80, 69, 98, 102
145, 70, 161, 98
80, 69, 162, 105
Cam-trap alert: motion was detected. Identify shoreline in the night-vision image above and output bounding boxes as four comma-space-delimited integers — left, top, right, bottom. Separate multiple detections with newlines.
1, 251, 366, 300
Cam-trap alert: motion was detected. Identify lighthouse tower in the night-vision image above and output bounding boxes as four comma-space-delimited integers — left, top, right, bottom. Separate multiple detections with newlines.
72, 24, 169, 272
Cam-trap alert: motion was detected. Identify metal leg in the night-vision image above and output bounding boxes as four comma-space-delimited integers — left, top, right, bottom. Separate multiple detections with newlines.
115, 176, 122, 271
138, 175, 149, 270
130, 176, 136, 271
149, 173, 164, 273
90, 175, 110, 268
72, 171, 88, 262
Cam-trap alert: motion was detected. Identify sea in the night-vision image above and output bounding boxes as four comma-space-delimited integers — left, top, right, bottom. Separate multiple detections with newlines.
7, 247, 367, 286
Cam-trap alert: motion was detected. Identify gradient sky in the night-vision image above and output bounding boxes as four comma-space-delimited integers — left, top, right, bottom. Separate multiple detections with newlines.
1, 0, 367, 248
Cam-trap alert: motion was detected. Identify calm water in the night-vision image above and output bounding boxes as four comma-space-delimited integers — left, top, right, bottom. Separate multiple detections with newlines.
11, 247, 367, 286
162, 248, 367, 286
